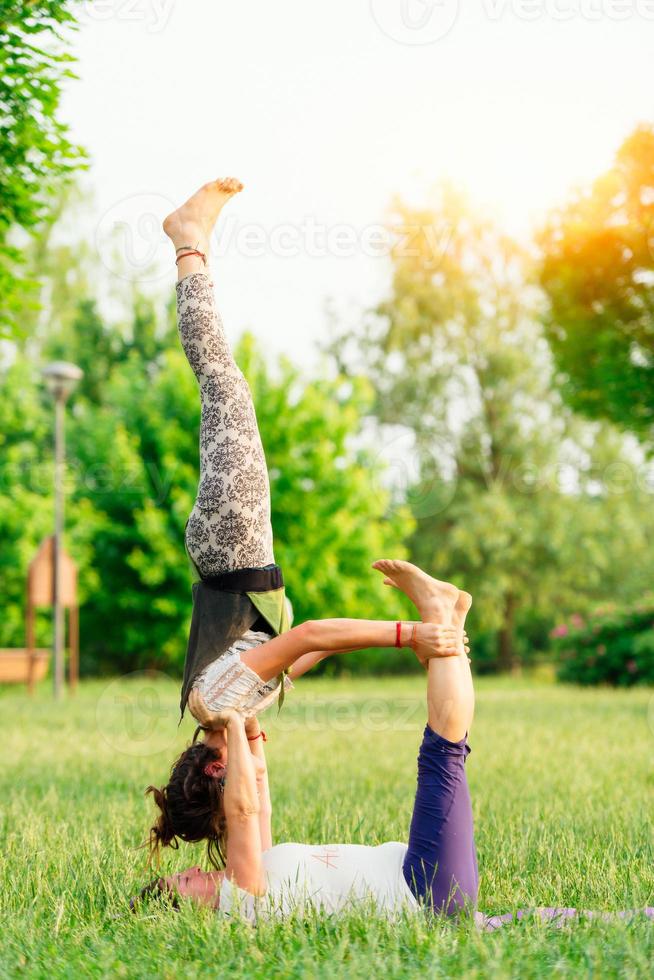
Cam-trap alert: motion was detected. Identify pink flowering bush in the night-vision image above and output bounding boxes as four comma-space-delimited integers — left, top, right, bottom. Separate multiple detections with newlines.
551, 597, 654, 686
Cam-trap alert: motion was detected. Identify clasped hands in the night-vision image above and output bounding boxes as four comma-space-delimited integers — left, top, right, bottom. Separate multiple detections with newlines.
409, 622, 469, 665
187, 689, 256, 732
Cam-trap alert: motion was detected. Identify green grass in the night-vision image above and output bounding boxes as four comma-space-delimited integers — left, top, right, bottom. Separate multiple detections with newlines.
1, 675, 652, 978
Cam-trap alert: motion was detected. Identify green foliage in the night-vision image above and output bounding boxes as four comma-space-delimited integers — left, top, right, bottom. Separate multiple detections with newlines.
66, 343, 198, 674
0, 359, 53, 645
1, 677, 652, 976
552, 596, 654, 687
539, 125, 654, 442
236, 334, 414, 631
341, 187, 654, 670
0, 268, 414, 674
0, 1, 86, 335
5, 177, 654, 679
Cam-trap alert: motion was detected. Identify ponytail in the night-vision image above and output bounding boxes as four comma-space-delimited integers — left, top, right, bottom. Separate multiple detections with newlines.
144, 741, 228, 868
145, 784, 180, 865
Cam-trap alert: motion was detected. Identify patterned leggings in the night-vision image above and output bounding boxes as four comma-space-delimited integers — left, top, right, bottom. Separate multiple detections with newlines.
177, 272, 275, 578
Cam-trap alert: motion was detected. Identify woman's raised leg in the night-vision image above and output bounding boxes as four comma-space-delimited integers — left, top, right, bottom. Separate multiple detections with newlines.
373, 559, 474, 739
372, 559, 478, 916
163, 180, 275, 578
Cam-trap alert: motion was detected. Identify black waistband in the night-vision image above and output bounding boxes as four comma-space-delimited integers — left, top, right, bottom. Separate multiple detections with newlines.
199, 564, 284, 593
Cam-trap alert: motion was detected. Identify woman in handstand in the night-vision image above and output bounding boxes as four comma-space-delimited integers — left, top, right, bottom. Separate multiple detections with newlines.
147, 179, 464, 866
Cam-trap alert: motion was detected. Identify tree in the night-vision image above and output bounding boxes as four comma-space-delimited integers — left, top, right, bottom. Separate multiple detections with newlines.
0, 322, 415, 675
339, 188, 654, 670
66, 332, 415, 676
237, 334, 415, 633
0, 355, 101, 650
0, 1, 86, 335
65, 344, 200, 674
0, 185, 416, 675
0, 359, 53, 646
539, 125, 654, 443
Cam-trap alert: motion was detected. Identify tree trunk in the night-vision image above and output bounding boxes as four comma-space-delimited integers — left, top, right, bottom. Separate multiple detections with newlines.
497, 593, 518, 673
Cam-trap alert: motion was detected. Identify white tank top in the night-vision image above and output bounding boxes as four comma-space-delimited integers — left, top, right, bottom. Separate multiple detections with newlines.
219, 842, 418, 920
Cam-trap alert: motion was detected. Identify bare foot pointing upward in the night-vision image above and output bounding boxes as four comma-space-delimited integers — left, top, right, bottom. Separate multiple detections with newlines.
452, 590, 472, 632
374, 562, 475, 739
163, 178, 243, 280
372, 559, 459, 625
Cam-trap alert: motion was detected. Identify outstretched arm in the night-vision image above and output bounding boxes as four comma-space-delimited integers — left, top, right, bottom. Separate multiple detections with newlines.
286, 648, 346, 679
288, 630, 469, 680
241, 619, 461, 683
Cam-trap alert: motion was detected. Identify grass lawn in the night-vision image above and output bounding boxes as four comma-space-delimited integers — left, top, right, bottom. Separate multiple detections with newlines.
0, 674, 652, 978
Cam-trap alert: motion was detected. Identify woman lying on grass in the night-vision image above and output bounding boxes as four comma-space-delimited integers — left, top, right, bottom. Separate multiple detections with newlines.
146, 558, 477, 919
144, 561, 654, 927
147, 178, 466, 870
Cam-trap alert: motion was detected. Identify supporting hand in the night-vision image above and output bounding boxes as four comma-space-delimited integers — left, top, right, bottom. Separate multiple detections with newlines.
410, 623, 469, 665
187, 688, 244, 730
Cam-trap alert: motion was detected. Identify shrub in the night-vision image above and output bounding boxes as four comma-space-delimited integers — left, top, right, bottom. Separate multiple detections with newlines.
552, 596, 654, 686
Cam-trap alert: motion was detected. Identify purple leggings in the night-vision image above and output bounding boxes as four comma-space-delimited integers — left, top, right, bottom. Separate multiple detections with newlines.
403, 725, 478, 915
403, 725, 654, 927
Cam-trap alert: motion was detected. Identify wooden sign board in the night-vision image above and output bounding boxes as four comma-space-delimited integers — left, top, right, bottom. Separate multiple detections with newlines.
28, 535, 77, 608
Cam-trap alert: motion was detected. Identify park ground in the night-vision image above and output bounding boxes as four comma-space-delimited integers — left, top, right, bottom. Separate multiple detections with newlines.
1, 674, 653, 979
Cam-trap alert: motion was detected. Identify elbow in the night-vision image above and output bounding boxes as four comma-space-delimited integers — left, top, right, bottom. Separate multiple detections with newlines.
298, 619, 320, 650
224, 799, 261, 821
249, 875, 268, 897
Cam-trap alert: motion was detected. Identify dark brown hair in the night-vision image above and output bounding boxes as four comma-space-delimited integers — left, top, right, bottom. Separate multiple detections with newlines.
145, 739, 227, 868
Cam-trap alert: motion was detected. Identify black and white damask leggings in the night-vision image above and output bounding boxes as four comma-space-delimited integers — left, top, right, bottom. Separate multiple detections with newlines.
176, 272, 275, 578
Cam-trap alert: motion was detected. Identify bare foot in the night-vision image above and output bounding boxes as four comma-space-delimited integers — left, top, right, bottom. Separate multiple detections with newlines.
453, 590, 472, 625
163, 177, 243, 258
452, 591, 472, 657
372, 559, 459, 624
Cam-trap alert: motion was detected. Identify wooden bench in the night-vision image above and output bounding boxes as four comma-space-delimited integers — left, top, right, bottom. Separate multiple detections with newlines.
0, 649, 50, 684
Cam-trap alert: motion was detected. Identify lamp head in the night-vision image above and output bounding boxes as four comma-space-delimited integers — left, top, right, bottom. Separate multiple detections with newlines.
42, 362, 84, 401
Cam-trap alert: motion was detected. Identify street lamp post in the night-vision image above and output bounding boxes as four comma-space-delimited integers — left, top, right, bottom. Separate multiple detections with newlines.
42, 362, 83, 699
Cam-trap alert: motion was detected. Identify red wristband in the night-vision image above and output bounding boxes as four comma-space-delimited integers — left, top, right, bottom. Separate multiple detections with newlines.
247, 730, 267, 742
395, 622, 403, 648
175, 248, 206, 266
